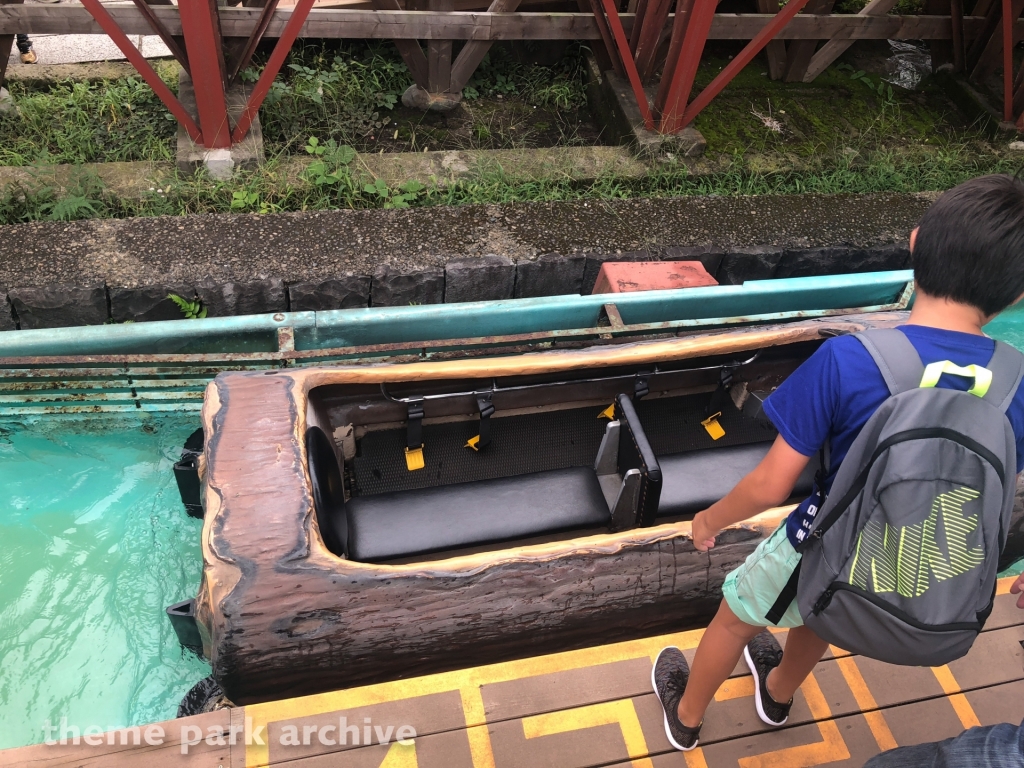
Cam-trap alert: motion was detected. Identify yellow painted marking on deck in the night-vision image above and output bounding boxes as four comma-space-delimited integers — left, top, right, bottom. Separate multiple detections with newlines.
738, 673, 850, 768
684, 748, 711, 768
460, 687, 496, 768
379, 741, 418, 767
931, 665, 982, 729
243, 578, 1020, 765
522, 699, 653, 768
715, 676, 756, 701
830, 649, 897, 751
245, 626, 706, 766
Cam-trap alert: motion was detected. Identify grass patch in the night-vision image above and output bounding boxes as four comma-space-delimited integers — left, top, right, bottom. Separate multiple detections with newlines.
0, 63, 178, 165
0, 143, 1016, 224
254, 41, 596, 153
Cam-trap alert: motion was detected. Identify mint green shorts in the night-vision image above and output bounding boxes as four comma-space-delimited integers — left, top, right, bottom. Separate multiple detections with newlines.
721, 522, 804, 628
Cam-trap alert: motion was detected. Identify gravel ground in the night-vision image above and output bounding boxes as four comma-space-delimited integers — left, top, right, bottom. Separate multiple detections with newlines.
0, 192, 933, 289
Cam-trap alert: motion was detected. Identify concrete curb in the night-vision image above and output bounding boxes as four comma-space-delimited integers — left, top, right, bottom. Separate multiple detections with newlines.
0, 242, 910, 330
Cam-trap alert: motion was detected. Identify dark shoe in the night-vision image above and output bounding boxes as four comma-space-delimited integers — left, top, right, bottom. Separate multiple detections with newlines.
743, 630, 793, 726
651, 646, 701, 751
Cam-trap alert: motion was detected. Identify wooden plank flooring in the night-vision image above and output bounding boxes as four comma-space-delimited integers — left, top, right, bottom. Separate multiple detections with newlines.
4, 577, 1022, 768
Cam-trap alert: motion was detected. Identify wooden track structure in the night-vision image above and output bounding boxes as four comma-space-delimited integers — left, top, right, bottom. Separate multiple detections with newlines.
3, 575, 1023, 767
2, 0, 1023, 147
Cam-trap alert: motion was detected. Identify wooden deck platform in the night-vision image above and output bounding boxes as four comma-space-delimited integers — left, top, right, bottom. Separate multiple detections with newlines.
6, 576, 1023, 768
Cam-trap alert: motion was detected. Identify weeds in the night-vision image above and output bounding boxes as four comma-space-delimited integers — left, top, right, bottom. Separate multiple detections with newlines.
167, 294, 207, 319
0, 68, 177, 165
0, 142, 1016, 225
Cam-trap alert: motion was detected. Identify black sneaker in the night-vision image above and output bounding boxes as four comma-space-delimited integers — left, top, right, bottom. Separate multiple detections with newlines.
651, 646, 702, 751
743, 630, 793, 726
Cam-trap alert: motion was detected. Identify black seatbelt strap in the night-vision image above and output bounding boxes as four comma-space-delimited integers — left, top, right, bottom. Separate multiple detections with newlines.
706, 367, 734, 416
766, 560, 801, 626
466, 394, 495, 451
634, 371, 651, 400
405, 401, 425, 470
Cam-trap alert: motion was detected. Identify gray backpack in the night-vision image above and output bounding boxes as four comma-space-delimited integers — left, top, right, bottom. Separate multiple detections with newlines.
772, 328, 1024, 666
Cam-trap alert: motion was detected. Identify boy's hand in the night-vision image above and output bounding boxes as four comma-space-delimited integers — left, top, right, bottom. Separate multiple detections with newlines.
691, 510, 719, 552
1011, 573, 1024, 609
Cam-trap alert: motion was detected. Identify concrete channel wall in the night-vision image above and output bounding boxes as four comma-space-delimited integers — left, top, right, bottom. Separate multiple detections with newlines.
0, 193, 930, 331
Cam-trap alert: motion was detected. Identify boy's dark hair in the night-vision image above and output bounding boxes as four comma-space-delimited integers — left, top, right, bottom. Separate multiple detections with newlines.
913, 173, 1024, 316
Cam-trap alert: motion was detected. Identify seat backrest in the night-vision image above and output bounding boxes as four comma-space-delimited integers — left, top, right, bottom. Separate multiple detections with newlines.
306, 426, 350, 558
615, 394, 663, 527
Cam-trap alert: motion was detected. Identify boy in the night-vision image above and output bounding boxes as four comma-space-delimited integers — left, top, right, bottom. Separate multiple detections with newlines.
653, 174, 1024, 751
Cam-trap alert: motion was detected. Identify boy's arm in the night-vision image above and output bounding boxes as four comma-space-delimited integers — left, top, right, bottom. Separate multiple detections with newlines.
691, 435, 811, 552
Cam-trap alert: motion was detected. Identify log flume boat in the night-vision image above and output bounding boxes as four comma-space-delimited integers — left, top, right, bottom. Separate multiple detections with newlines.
181, 281, 1024, 706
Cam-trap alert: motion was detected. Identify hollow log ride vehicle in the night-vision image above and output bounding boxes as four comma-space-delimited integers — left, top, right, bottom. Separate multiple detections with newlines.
184, 299, 1024, 707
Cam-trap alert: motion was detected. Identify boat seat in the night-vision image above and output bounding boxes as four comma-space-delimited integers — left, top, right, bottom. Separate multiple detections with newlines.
346, 466, 609, 562
656, 441, 820, 519
338, 391, 661, 562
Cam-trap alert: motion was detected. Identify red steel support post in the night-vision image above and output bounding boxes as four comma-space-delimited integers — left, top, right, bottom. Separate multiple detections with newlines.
179, 0, 231, 148
600, 0, 655, 129
79, 0, 201, 142
657, 0, 716, 133
1005, 0, 1014, 121
678, 0, 812, 126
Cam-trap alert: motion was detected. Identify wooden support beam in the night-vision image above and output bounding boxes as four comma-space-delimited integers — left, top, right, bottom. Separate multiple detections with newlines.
449, 0, 522, 93
370, 0, 429, 88
951, 0, 965, 70
755, 0, 787, 79
802, 0, 899, 82
427, 0, 454, 92
783, 0, 835, 82
0, 5, 1013, 41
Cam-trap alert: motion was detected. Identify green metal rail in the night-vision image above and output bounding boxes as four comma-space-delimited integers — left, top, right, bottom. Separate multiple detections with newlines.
0, 270, 914, 415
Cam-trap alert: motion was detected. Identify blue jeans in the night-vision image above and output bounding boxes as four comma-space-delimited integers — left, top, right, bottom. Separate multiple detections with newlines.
864, 721, 1024, 768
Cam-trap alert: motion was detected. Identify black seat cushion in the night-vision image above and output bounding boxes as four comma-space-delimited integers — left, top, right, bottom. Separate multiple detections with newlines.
347, 466, 609, 562
657, 442, 820, 518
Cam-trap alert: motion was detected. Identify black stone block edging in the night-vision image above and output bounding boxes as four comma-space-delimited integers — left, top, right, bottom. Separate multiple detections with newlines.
0, 243, 911, 331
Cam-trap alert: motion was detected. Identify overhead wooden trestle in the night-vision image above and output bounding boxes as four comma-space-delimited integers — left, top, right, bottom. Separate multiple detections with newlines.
2, 1, 1024, 143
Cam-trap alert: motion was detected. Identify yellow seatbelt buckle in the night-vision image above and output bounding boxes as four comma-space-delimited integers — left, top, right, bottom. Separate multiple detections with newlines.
405, 445, 425, 471
701, 412, 725, 440
465, 435, 481, 451
598, 403, 616, 420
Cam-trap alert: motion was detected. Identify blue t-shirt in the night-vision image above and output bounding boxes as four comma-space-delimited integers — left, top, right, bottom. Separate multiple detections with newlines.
763, 325, 1024, 548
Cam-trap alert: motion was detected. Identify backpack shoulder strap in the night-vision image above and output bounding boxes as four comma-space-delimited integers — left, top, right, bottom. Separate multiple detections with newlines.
854, 328, 924, 397
982, 340, 1024, 413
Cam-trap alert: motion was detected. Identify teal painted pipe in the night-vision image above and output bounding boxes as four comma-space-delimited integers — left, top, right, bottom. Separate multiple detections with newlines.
0, 311, 316, 357
302, 271, 914, 349
0, 271, 912, 359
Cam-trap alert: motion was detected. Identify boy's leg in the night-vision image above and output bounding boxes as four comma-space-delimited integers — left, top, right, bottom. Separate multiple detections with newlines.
677, 599, 762, 727
765, 625, 829, 704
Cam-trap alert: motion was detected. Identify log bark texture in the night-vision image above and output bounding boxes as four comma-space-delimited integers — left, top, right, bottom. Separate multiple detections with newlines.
195, 311, 1024, 705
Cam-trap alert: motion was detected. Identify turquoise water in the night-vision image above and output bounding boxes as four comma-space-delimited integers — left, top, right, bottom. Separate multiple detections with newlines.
1, 311, 1023, 751
0, 414, 209, 750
